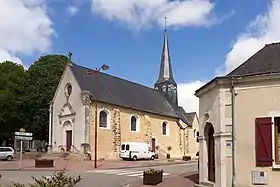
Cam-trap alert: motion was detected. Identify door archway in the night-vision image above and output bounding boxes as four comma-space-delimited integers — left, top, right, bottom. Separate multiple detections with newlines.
204, 122, 215, 182
151, 138, 156, 152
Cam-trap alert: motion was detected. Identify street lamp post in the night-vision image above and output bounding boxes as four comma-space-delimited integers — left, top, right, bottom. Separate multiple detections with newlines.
87, 64, 109, 168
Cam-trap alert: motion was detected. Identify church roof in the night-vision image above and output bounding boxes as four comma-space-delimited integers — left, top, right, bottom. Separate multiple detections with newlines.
70, 64, 191, 124
185, 112, 197, 124
176, 107, 192, 125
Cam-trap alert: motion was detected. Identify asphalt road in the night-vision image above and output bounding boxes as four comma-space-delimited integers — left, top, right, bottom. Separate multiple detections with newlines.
0, 162, 197, 187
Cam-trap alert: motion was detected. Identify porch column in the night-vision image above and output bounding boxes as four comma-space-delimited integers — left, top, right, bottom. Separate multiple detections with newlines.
199, 136, 208, 182
81, 90, 91, 144
48, 101, 54, 153
216, 134, 229, 187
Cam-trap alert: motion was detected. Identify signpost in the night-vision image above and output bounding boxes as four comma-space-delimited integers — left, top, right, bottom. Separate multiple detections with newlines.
15, 128, 33, 169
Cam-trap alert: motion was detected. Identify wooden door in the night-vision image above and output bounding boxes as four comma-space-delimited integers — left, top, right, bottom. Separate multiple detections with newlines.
208, 126, 215, 182
151, 138, 156, 152
66, 130, 72, 152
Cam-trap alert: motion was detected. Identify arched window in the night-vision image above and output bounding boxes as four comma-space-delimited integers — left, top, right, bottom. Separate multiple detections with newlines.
162, 121, 167, 135
131, 116, 137, 131
99, 111, 107, 128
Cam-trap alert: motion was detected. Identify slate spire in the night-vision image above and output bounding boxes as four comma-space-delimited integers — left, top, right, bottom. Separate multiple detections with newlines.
154, 15, 178, 107
155, 15, 176, 85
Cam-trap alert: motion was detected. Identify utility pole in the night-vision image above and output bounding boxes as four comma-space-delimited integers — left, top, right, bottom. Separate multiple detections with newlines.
231, 80, 237, 187
86, 64, 109, 168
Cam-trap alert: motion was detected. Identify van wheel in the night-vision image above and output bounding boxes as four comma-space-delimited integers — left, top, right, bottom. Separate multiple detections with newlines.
150, 156, 155, 160
6, 155, 13, 161
132, 156, 137, 161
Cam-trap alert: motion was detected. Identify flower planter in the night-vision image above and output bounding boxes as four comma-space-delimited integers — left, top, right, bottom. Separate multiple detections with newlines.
35, 158, 54, 168
182, 156, 191, 161
143, 170, 163, 185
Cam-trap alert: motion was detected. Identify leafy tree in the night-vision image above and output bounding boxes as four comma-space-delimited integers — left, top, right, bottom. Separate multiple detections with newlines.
0, 61, 26, 143
24, 55, 67, 140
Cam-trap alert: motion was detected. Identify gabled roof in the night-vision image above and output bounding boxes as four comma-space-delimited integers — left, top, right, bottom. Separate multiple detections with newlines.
70, 64, 188, 119
196, 42, 280, 95
176, 107, 192, 126
185, 112, 197, 124
228, 42, 280, 77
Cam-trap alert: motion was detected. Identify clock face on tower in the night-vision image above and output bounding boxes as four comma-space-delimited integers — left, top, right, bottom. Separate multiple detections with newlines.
168, 85, 171, 91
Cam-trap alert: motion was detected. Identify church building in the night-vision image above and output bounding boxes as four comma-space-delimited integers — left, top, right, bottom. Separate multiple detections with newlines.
48, 28, 199, 160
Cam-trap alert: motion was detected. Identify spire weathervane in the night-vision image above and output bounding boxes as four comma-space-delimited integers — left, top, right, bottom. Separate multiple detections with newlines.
164, 14, 167, 32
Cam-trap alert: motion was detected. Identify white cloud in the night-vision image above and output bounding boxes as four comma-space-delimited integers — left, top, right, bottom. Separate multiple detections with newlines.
178, 80, 206, 114
0, 0, 54, 66
66, 5, 79, 17
91, 0, 217, 30
216, 0, 280, 75
0, 49, 23, 65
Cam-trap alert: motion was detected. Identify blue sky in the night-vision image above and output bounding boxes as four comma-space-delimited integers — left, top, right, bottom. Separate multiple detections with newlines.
22, 0, 268, 85
1, 0, 279, 112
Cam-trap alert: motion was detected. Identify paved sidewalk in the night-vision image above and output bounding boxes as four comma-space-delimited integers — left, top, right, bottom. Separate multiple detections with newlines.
0, 159, 195, 172
127, 172, 198, 187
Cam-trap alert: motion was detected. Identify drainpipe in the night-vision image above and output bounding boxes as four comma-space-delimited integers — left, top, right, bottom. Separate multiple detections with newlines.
231, 80, 237, 187
48, 101, 54, 153
183, 127, 186, 156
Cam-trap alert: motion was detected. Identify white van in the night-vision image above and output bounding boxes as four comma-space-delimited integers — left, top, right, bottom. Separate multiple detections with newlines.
119, 142, 155, 161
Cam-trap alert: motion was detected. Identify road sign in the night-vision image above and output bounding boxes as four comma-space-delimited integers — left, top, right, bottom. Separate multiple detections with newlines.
15, 132, 33, 136
15, 136, 33, 141
15, 129, 33, 170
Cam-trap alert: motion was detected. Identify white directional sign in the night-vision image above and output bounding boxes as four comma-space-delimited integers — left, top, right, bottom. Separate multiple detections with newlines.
15, 132, 33, 136
15, 129, 33, 170
15, 136, 33, 141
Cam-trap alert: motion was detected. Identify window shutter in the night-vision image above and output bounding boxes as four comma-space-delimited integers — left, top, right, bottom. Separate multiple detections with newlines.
255, 117, 273, 167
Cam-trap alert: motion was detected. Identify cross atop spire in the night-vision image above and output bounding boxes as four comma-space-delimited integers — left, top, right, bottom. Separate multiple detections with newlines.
164, 14, 167, 32
68, 52, 72, 62
67, 52, 74, 66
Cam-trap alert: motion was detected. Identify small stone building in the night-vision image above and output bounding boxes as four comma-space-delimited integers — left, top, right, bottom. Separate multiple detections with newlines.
195, 42, 280, 187
48, 29, 199, 160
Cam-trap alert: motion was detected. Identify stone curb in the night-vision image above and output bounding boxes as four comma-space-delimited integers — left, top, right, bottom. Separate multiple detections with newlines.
0, 161, 197, 172
0, 168, 68, 172
96, 160, 197, 170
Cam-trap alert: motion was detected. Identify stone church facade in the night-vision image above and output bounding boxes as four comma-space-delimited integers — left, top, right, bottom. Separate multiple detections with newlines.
48, 29, 199, 160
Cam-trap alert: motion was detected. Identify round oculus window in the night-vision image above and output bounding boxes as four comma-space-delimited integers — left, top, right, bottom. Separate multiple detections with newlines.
65, 83, 72, 97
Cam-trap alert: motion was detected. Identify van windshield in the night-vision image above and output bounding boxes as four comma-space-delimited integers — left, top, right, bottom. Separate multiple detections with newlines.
125, 144, 129, 151
121, 144, 125, 150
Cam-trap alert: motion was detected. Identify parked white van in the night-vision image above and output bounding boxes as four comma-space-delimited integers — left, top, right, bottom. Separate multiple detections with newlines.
119, 142, 155, 161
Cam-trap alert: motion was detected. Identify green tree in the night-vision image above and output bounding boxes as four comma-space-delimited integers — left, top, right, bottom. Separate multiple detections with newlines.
24, 55, 67, 140
0, 61, 26, 143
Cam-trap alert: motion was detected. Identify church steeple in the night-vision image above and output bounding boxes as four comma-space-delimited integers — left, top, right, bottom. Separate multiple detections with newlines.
154, 15, 178, 107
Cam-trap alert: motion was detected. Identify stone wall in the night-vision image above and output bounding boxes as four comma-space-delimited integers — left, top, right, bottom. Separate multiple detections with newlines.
185, 127, 190, 154
177, 127, 182, 152
89, 101, 191, 159
144, 115, 152, 144
112, 108, 121, 155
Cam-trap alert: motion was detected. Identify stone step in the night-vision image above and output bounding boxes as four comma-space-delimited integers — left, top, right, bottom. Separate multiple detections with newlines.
195, 181, 215, 187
